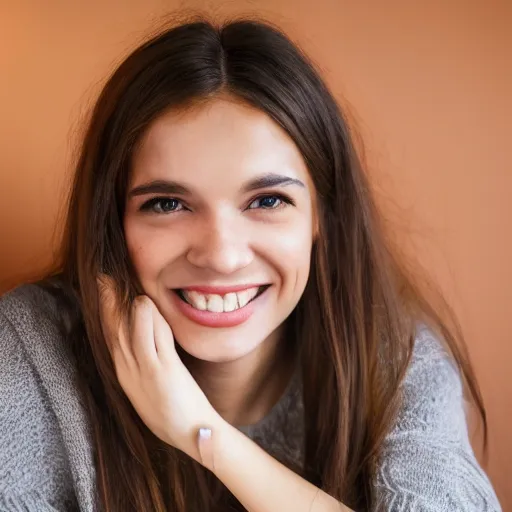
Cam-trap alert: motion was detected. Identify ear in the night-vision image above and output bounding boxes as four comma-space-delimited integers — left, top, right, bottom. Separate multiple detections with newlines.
311, 195, 320, 241
97, 274, 118, 330
96, 274, 129, 357
313, 214, 320, 241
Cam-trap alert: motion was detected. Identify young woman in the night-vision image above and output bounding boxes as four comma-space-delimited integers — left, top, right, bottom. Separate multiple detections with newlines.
0, 16, 501, 512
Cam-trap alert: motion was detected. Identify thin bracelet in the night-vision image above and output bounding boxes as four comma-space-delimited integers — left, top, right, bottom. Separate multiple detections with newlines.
198, 427, 215, 472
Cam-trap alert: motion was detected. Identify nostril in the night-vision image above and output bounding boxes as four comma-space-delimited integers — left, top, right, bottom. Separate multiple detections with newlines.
186, 245, 253, 274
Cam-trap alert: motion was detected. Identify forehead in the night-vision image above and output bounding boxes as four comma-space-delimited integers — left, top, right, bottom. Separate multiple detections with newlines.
131, 98, 310, 187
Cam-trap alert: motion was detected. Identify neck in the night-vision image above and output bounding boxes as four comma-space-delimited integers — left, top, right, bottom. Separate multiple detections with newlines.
181, 327, 295, 427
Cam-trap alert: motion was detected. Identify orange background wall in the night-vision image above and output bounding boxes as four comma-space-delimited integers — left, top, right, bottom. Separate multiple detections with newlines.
1, 0, 510, 507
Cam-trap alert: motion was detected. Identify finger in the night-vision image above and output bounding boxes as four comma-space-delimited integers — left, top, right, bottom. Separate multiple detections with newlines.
96, 274, 132, 361
151, 301, 177, 363
130, 296, 158, 368
110, 343, 129, 384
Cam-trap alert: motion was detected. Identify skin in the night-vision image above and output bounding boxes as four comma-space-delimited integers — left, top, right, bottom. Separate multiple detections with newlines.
98, 97, 350, 510
97, 277, 349, 511
123, 97, 316, 426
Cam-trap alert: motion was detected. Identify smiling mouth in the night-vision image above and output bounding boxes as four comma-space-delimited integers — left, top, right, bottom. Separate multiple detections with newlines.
174, 285, 270, 313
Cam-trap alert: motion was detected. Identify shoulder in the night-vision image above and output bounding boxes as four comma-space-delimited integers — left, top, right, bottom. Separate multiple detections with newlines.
397, 324, 466, 433
0, 282, 73, 396
0, 281, 64, 338
0, 283, 87, 509
373, 324, 502, 511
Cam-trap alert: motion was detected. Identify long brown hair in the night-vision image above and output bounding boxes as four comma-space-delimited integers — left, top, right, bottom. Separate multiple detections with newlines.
37, 14, 486, 511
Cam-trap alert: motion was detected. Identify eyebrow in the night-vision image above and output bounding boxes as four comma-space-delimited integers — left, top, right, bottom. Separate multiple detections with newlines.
128, 180, 189, 198
242, 173, 305, 193
128, 172, 305, 199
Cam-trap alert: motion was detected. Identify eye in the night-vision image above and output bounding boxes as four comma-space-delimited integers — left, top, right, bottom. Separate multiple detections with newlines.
140, 197, 184, 214
247, 194, 292, 210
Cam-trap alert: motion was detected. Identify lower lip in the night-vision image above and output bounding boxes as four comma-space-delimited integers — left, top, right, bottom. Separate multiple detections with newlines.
171, 288, 267, 328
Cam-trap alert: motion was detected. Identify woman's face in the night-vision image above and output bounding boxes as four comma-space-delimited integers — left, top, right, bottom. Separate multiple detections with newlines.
124, 98, 316, 363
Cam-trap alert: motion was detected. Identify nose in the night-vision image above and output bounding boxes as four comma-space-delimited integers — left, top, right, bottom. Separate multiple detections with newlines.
186, 214, 253, 275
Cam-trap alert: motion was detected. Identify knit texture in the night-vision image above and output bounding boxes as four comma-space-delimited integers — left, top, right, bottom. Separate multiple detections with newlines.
0, 284, 501, 511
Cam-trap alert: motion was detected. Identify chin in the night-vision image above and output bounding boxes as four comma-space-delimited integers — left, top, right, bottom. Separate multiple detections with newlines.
173, 324, 271, 363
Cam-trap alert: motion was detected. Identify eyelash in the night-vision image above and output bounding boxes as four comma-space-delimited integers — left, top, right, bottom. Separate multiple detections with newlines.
247, 194, 295, 210
139, 193, 295, 215
139, 197, 184, 214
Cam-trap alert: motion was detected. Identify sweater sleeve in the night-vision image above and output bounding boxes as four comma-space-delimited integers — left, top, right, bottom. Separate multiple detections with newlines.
373, 326, 502, 512
0, 294, 78, 511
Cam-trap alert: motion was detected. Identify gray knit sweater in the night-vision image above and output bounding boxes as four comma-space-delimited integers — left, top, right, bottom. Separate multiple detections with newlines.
0, 284, 501, 511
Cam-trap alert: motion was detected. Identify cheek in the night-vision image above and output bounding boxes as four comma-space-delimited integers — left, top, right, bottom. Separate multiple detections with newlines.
124, 218, 179, 281
264, 219, 313, 286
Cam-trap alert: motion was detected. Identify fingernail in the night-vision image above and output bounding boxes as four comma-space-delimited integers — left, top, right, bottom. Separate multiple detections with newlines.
199, 427, 212, 440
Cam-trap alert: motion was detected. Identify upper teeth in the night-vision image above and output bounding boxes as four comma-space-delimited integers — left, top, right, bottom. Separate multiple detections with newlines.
182, 288, 260, 312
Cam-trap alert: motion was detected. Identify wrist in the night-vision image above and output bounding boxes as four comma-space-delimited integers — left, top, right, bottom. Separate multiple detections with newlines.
197, 415, 235, 474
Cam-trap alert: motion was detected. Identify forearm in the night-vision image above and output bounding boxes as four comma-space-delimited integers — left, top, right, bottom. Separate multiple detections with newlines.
202, 420, 352, 512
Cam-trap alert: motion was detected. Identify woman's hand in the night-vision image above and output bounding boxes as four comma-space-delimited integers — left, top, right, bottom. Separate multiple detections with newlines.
96, 275, 221, 464
96, 276, 350, 511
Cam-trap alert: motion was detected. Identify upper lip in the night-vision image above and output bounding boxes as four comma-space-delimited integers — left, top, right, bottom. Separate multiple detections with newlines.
178, 284, 269, 294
